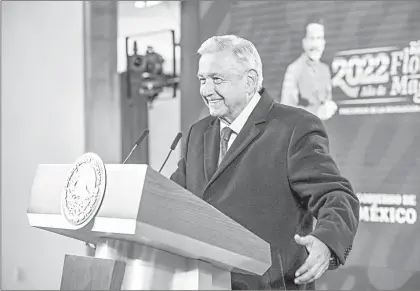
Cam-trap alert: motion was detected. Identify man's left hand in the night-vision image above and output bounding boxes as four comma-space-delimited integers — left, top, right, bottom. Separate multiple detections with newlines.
294, 234, 330, 285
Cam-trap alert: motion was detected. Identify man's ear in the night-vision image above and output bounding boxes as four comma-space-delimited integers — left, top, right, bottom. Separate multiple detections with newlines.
246, 69, 258, 94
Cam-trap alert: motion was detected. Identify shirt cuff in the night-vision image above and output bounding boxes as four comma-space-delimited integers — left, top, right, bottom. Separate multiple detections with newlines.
328, 252, 340, 270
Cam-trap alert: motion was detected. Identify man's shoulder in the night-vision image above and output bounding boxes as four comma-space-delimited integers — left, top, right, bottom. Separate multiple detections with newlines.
269, 102, 323, 128
287, 55, 305, 70
270, 101, 310, 119
189, 114, 216, 132
286, 56, 304, 72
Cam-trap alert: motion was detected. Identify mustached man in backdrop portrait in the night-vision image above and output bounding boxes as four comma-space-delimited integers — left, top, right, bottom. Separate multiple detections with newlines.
280, 15, 338, 121
170, 34, 360, 290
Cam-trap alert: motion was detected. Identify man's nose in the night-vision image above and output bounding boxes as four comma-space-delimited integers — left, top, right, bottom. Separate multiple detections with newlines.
313, 39, 323, 45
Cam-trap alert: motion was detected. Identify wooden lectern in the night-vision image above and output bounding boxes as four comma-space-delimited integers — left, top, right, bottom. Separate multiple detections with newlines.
27, 164, 271, 290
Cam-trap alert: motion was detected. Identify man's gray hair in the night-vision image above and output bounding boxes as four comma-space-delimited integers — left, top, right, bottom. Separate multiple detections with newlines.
197, 35, 263, 91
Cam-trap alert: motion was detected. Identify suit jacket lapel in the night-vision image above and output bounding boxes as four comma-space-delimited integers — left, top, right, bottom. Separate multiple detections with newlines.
205, 91, 275, 189
203, 118, 220, 183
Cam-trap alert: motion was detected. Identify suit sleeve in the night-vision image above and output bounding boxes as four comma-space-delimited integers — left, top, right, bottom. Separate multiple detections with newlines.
287, 113, 360, 266
170, 124, 193, 188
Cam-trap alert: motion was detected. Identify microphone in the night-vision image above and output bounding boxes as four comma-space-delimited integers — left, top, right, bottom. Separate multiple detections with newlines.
123, 129, 150, 164
159, 132, 182, 173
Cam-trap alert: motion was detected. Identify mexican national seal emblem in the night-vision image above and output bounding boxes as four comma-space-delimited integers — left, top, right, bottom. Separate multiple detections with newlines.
61, 153, 107, 228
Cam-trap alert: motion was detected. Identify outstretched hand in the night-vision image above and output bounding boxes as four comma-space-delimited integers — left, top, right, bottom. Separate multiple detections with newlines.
294, 234, 331, 285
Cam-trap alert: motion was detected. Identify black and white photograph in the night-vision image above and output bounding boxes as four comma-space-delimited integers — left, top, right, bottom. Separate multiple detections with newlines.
1, 1, 420, 290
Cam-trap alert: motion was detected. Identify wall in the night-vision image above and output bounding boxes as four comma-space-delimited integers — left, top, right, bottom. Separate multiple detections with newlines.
118, 1, 181, 177
1, 1, 86, 289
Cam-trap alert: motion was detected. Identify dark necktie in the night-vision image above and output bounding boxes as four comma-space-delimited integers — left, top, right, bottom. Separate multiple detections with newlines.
219, 127, 233, 166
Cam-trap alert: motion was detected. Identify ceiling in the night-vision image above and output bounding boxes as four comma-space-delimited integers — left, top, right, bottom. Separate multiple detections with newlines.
118, 1, 180, 19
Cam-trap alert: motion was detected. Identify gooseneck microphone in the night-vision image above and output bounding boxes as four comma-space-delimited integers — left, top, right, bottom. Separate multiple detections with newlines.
123, 129, 150, 164
159, 132, 182, 173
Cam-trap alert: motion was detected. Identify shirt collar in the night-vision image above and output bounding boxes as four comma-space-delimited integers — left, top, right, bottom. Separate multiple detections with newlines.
220, 92, 261, 135
301, 53, 321, 68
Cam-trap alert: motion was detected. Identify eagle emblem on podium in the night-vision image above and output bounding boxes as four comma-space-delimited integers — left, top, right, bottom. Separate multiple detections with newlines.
61, 153, 107, 228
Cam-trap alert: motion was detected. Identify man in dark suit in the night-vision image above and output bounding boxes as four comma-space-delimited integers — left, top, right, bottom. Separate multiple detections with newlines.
170, 35, 359, 290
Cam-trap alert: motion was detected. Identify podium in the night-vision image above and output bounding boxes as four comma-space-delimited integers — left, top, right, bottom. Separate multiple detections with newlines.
27, 163, 271, 290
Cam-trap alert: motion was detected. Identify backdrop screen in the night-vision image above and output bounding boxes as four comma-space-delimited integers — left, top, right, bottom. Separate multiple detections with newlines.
200, 1, 420, 289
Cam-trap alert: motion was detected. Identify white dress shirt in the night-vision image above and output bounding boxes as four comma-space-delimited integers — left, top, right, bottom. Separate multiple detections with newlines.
219, 92, 261, 152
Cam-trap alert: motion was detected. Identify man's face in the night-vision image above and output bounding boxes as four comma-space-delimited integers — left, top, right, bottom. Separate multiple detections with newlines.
302, 23, 326, 62
198, 51, 250, 123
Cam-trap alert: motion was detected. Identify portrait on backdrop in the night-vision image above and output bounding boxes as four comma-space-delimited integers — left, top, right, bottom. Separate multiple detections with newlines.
280, 15, 338, 121
170, 35, 360, 289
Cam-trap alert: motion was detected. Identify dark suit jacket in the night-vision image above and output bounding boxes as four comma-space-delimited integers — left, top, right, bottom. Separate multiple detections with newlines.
170, 91, 360, 290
